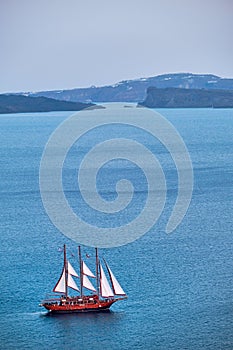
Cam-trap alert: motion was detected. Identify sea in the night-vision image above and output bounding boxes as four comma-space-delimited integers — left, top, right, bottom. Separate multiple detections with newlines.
0, 107, 233, 350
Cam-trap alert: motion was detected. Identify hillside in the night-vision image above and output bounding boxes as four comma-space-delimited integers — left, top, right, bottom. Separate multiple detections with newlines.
28, 73, 233, 103
0, 94, 94, 114
140, 87, 233, 108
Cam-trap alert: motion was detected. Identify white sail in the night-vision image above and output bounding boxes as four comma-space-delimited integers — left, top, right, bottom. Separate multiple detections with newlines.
53, 267, 66, 293
106, 262, 126, 295
82, 274, 96, 292
100, 263, 114, 298
68, 261, 79, 277
82, 261, 95, 278
67, 273, 80, 291
53, 263, 79, 293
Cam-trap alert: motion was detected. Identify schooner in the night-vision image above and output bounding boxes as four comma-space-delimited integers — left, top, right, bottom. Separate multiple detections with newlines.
40, 245, 127, 313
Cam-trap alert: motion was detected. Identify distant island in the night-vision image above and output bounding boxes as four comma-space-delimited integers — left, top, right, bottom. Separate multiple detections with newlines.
1, 73, 233, 113
0, 94, 94, 114
28, 73, 233, 103
140, 87, 233, 108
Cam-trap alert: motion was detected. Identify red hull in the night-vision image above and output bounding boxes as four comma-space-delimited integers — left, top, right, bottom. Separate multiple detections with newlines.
40, 296, 123, 313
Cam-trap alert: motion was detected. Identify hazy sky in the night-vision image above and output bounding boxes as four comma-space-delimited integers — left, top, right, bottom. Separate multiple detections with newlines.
1, 0, 233, 93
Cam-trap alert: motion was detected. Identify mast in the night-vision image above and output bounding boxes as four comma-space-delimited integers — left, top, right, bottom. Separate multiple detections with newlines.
78, 246, 83, 297
64, 244, 68, 298
95, 247, 100, 299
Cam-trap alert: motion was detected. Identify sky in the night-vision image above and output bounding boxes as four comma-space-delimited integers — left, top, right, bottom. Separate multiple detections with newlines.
1, 0, 233, 93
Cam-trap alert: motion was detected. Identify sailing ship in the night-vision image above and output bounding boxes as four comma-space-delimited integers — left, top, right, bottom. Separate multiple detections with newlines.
40, 245, 127, 313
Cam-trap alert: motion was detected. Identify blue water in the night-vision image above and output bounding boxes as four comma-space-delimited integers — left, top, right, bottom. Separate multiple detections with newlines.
0, 108, 233, 349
